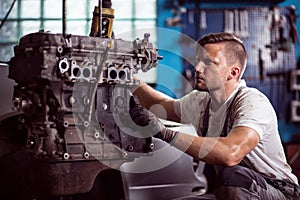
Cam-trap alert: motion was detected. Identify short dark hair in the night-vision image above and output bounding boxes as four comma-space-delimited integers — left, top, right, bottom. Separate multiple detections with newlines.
196, 32, 247, 79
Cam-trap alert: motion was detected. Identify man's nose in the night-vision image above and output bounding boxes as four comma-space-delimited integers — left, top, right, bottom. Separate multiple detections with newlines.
194, 61, 204, 73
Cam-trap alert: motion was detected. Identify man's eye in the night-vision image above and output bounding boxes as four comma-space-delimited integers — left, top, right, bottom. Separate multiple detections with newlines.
203, 58, 214, 65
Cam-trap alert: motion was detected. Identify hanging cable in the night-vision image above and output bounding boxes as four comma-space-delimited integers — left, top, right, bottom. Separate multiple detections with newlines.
62, 0, 66, 38
0, 0, 17, 31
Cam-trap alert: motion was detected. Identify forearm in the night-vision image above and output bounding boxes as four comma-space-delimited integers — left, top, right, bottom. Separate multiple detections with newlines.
132, 82, 165, 109
172, 132, 242, 166
132, 83, 179, 122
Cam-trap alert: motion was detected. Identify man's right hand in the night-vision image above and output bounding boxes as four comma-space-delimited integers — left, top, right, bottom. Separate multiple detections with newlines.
129, 96, 164, 136
129, 96, 179, 144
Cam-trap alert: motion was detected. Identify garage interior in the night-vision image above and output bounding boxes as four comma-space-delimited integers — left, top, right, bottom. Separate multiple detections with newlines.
0, 0, 300, 199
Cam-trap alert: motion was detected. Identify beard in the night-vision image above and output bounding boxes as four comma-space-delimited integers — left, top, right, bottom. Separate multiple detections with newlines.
194, 78, 209, 91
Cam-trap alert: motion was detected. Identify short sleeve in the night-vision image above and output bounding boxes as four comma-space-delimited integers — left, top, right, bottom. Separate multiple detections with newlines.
232, 89, 276, 140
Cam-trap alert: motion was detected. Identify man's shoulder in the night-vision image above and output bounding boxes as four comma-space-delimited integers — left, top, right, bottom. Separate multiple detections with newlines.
238, 86, 269, 101
182, 90, 209, 99
234, 86, 274, 115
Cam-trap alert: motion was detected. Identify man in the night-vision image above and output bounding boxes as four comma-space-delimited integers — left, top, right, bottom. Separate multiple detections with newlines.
129, 32, 300, 199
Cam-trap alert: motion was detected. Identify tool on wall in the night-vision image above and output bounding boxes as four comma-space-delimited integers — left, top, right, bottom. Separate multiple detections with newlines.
165, 0, 187, 27
266, 6, 298, 62
224, 9, 249, 38
290, 69, 300, 122
258, 48, 265, 82
199, 10, 207, 30
287, 6, 299, 44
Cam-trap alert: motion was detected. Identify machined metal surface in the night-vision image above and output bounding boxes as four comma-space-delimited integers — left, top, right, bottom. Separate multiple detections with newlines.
1, 31, 160, 198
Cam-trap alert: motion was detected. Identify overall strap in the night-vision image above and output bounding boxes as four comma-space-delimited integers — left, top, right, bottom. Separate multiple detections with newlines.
198, 98, 211, 137
220, 86, 245, 137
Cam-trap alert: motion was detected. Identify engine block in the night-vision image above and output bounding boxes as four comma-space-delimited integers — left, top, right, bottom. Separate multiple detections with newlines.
6, 31, 161, 196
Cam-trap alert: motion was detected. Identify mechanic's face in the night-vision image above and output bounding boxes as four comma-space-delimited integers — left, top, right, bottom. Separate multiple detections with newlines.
194, 43, 230, 92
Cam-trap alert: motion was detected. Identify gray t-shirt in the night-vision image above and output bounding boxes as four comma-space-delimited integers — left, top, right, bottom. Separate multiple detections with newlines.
174, 80, 298, 184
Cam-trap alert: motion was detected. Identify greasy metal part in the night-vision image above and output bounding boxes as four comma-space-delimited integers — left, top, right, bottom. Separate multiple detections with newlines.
6, 31, 161, 196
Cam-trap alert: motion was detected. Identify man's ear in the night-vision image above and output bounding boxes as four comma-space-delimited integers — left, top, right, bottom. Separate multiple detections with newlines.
228, 66, 240, 80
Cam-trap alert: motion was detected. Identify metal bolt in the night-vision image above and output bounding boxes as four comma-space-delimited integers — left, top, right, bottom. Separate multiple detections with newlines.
69, 96, 76, 105
128, 145, 134, 152
63, 121, 69, 127
94, 132, 100, 139
83, 121, 89, 127
83, 96, 90, 105
63, 153, 70, 160
150, 143, 154, 150
102, 103, 108, 110
83, 152, 90, 159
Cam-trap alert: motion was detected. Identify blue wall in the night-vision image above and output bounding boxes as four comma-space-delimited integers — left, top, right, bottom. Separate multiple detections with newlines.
156, 0, 183, 98
156, 0, 300, 142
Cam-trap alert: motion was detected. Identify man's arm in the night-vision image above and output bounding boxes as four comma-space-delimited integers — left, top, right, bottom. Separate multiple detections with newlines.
173, 126, 260, 166
128, 97, 259, 165
132, 83, 180, 122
